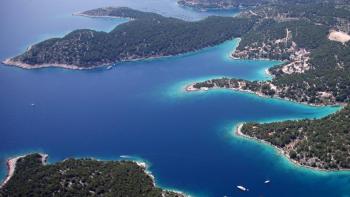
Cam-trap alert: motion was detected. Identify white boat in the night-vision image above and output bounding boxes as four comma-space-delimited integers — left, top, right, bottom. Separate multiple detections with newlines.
106, 66, 113, 70
201, 87, 209, 91
120, 155, 130, 158
31, 103, 35, 107
264, 180, 270, 184
236, 185, 248, 191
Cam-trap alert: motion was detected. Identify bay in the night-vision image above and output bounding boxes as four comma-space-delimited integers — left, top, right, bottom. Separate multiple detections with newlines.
0, 1, 349, 196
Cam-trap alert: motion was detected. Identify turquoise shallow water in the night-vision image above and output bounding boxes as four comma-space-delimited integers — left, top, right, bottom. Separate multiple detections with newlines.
1, 0, 350, 196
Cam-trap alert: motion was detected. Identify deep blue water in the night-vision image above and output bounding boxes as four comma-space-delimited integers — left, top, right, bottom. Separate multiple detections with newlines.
1, 0, 350, 196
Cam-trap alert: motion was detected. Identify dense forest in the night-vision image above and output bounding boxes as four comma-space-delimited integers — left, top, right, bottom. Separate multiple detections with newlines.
241, 105, 350, 170
78, 7, 162, 20
179, 0, 350, 11
239, 1, 350, 104
240, 1, 350, 31
0, 154, 185, 197
195, 1, 350, 105
177, 0, 267, 9
192, 77, 277, 96
7, 7, 256, 68
188, 0, 350, 170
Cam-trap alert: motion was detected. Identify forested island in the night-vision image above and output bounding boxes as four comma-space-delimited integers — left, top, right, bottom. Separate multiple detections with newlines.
0, 153, 186, 197
187, 0, 350, 170
3, 7, 255, 69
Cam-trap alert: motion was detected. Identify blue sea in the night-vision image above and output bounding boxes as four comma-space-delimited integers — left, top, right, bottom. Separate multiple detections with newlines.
1, 0, 350, 196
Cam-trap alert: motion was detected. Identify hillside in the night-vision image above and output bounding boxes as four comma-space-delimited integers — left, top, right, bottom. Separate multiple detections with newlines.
241, 105, 350, 170
4, 7, 255, 69
187, 1, 350, 170
192, 0, 350, 105
0, 153, 185, 197
177, 0, 266, 9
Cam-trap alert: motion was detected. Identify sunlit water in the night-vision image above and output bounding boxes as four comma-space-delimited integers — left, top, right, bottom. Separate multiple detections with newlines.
1, 0, 349, 196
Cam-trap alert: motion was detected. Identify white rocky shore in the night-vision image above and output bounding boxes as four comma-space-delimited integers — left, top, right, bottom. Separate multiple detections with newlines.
2, 58, 101, 70
0, 153, 48, 189
134, 161, 189, 197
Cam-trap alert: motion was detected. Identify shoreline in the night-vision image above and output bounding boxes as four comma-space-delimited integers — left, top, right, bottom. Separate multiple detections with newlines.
264, 68, 274, 77
2, 58, 104, 70
0, 153, 188, 196
0, 155, 24, 189
135, 161, 156, 186
2, 10, 241, 71
2, 39, 237, 71
229, 49, 282, 62
134, 160, 189, 196
234, 123, 350, 172
228, 40, 287, 66
72, 12, 134, 21
0, 153, 48, 189
184, 83, 345, 108
228, 41, 285, 79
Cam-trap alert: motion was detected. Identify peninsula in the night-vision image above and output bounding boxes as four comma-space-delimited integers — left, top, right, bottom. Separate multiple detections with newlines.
3, 7, 255, 69
186, 0, 350, 170
0, 153, 186, 197
237, 105, 350, 170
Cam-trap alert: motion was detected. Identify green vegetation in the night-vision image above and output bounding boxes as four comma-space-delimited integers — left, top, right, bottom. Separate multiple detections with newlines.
188, 0, 350, 170
8, 7, 255, 68
235, 18, 350, 104
241, 2, 350, 31
177, 0, 266, 10
241, 105, 350, 170
237, 19, 330, 54
179, 0, 350, 13
79, 7, 161, 20
272, 42, 350, 104
0, 154, 185, 197
4, 0, 350, 171
194, 1, 350, 105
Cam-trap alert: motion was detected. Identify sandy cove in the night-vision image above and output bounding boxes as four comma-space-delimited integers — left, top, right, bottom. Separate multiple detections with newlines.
0, 153, 48, 189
